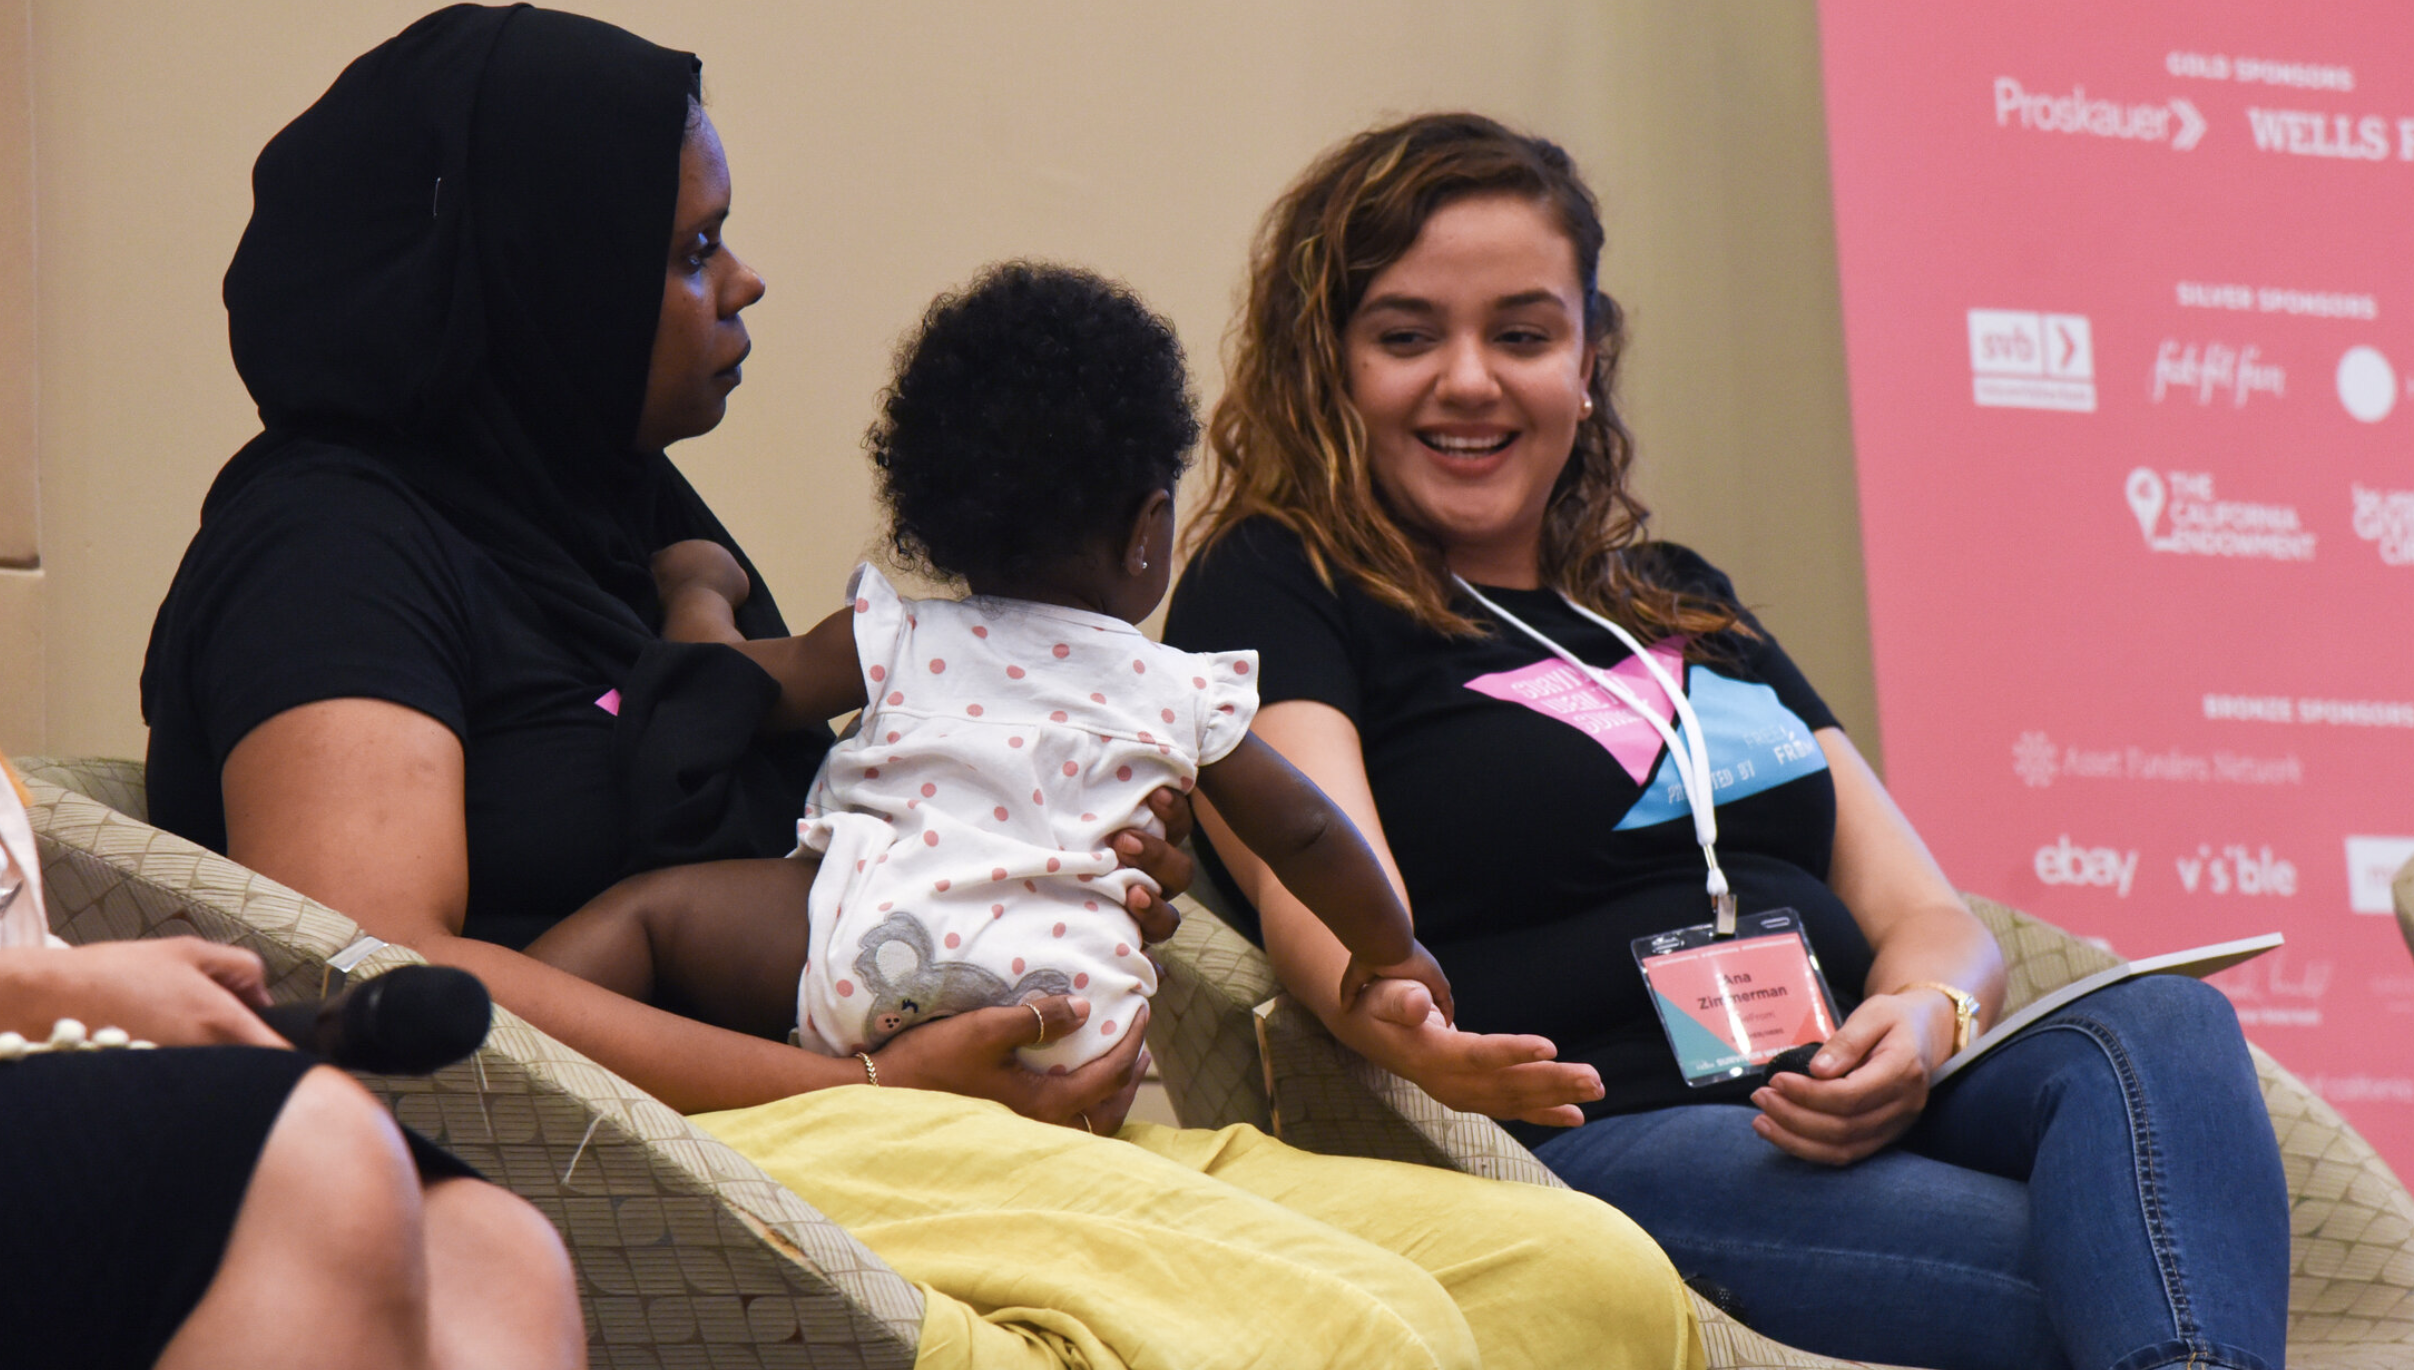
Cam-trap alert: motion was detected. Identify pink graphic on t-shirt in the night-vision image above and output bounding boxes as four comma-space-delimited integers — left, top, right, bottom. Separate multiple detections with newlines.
1463, 637, 1687, 783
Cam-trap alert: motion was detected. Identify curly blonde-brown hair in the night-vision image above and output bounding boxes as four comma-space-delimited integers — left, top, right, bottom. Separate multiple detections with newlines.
1192, 111, 1744, 644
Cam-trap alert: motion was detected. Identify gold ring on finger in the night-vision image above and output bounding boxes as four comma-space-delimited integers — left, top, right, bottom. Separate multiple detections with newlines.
1027, 1002, 1048, 1046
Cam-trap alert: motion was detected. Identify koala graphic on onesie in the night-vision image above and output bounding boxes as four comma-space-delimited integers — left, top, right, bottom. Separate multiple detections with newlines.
794, 564, 1259, 1072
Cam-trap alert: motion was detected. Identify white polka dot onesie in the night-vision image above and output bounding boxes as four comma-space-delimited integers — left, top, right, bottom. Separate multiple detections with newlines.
794, 564, 1259, 1071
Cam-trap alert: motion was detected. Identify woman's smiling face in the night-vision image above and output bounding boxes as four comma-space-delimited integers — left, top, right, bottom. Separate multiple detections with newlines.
1343, 192, 1595, 588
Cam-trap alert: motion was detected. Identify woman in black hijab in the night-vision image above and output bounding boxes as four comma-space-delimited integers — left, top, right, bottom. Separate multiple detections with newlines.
143, 10, 1704, 1366
144, 1, 1183, 1121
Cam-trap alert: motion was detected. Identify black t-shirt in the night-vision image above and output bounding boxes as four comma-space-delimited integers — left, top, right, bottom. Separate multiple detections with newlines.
1163, 518, 1873, 1120
142, 457, 809, 950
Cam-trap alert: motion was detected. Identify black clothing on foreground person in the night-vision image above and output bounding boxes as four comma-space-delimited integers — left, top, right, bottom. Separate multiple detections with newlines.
144, 3, 824, 947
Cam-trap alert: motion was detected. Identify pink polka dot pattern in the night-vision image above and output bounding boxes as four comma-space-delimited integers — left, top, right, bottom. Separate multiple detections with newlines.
1099, 1020, 1118, 1036
1062, 761, 1078, 776
1161, 708, 1176, 723
966, 703, 984, 716
993, 806, 1009, 821
1045, 857, 1061, 872
869, 665, 886, 682
1089, 692, 1106, 704
886, 691, 904, 706
862, 766, 880, 779
935, 878, 951, 892
1132, 660, 1147, 674
1115, 765, 1133, 782
971, 625, 988, 638
1137, 731, 1153, 744
836, 979, 855, 997
855, 598, 870, 614
1031, 789, 1045, 804
992, 904, 1005, 917
1050, 710, 1069, 722
886, 731, 901, 743
1052, 643, 1070, 658
1192, 676, 1206, 689
878, 901, 893, 911
922, 831, 939, 847
1233, 660, 1251, 675
991, 867, 1008, 881
1177, 776, 1194, 792
1023, 879, 1038, 893
1008, 736, 1024, 748
1011, 958, 1026, 975
1006, 665, 1025, 679
1082, 900, 1099, 912
921, 783, 937, 797
1115, 943, 1131, 958
944, 931, 961, 948
1073, 972, 1089, 989
930, 658, 946, 673
1051, 922, 1067, 938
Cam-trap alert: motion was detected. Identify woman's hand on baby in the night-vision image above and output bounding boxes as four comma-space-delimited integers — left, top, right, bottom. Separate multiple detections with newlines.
5, 938, 287, 1049
872, 996, 1150, 1133
1110, 786, 1195, 943
1336, 938, 1454, 1025
1748, 991, 1946, 1166
650, 538, 751, 611
1333, 979, 1600, 1127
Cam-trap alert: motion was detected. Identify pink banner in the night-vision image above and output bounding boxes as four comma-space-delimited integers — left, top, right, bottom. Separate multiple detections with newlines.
1821, 1, 2414, 1172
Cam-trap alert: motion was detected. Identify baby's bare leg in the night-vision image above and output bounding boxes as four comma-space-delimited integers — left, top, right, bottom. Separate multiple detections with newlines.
526, 858, 815, 1041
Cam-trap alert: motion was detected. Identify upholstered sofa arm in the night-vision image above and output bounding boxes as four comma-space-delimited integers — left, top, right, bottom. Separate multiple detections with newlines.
17, 762, 924, 1368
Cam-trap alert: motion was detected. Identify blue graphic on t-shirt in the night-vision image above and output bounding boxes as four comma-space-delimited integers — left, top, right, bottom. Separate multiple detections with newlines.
1614, 668, 1829, 831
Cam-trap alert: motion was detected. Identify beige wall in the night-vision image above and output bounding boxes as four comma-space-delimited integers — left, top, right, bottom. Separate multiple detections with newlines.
1, 0, 37, 755
23, 1, 1875, 769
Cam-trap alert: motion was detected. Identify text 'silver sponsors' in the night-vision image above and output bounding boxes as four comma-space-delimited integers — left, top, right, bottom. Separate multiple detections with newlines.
2350, 484, 2414, 564
1968, 309, 2095, 411
2124, 468, 2316, 561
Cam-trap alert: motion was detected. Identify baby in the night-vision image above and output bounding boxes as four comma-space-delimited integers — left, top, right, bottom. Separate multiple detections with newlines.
547, 263, 1446, 1073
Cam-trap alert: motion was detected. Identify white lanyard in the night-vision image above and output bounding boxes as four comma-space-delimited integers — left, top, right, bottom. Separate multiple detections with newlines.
1454, 576, 1739, 936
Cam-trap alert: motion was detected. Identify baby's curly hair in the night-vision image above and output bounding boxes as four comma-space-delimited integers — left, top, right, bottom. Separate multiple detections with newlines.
869, 262, 1199, 586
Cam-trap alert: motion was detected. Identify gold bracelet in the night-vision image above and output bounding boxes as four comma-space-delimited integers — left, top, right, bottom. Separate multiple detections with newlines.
855, 1051, 881, 1087
1899, 981, 1979, 1055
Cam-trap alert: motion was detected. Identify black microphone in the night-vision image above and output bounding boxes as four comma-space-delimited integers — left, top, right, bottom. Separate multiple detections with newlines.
257, 965, 493, 1074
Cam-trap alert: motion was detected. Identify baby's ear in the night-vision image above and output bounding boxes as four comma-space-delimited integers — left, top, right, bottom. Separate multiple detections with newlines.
1122, 487, 1175, 577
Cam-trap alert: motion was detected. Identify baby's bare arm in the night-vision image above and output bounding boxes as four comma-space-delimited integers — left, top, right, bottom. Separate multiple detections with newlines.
1192, 735, 1452, 1018
650, 541, 867, 729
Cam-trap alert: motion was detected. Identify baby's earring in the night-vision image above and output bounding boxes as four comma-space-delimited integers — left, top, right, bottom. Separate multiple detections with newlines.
1581, 395, 1595, 418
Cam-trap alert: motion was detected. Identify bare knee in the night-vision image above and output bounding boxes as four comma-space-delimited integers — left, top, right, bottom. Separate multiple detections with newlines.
160, 1066, 430, 1370
422, 1180, 587, 1370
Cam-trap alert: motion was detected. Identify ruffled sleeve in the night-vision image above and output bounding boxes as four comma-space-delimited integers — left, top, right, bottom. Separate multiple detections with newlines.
1192, 648, 1262, 765
846, 563, 914, 707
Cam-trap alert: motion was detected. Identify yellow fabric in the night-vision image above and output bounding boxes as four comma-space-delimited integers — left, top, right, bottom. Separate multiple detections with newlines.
694, 1086, 1703, 1370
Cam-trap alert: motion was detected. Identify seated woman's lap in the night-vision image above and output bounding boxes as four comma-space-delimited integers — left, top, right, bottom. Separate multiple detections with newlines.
1533, 976, 2285, 1370
694, 1085, 1703, 1370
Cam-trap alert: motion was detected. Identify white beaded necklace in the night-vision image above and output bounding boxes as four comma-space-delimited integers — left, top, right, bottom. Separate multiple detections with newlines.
0, 1018, 157, 1059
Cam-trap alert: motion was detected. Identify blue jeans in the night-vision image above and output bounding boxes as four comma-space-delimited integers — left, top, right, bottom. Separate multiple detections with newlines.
1533, 976, 2288, 1370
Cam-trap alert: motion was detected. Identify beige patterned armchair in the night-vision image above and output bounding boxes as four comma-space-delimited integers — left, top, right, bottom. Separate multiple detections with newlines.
16, 757, 921, 1370
1151, 886, 2414, 1370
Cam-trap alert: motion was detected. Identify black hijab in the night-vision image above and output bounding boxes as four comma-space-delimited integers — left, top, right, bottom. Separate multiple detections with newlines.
209, 3, 822, 872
